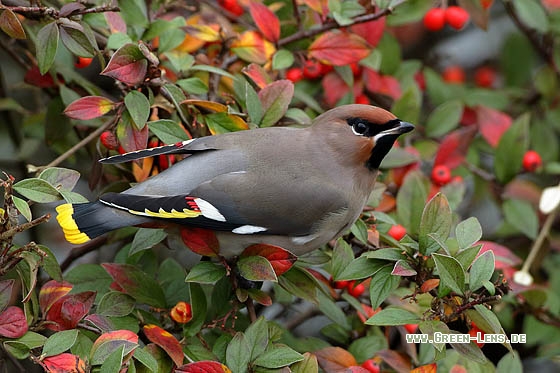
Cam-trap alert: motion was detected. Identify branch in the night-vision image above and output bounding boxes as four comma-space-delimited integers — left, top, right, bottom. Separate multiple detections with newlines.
0, 214, 50, 240
60, 236, 108, 272
5, 5, 120, 19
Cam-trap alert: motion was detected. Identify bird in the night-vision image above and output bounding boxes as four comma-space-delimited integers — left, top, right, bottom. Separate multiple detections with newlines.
56, 104, 414, 257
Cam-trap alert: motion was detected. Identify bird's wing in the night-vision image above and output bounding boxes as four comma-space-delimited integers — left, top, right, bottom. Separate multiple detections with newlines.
98, 171, 348, 237
99, 137, 218, 164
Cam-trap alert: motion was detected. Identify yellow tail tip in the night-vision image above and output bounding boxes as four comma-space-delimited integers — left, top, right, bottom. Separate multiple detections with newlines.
56, 204, 91, 244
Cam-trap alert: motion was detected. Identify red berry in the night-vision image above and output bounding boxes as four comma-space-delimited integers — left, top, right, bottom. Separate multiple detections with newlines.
388, 224, 407, 241
349, 62, 362, 77
118, 145, 126, 155
347, 281, 365, 297
361, 359, 380, 373
319, 63, 334, 75
218, 0, 244, 16
404, 324, 418, 333
333, 280, 350, 289
522, 150, 542, 172
286, 68, 304, 83
100, 131, 118, 150
303, 60, 322, 79
423, 8, 446, 32
74, 57, 93, 69
442, 65, 466, 84
432, 165, 452, 186
474, 66, 496, 88
355, 94, 370, 105
445, 6, 470, 30
468, 323, 485, 348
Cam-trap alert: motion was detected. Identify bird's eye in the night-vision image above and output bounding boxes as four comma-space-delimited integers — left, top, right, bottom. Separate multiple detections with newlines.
352, 121, 368, 135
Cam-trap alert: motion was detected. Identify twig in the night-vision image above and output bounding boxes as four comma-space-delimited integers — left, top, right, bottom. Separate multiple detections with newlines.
32, 119, 115, 173
291, 0, 303, 32
504, 1, 560, 76
519, 207, 558, 274
245, 298, 257, 323
5, 5, 120, 19
0, 214, 50, 240
463, 161, 495, 182
60, 236, 108, 272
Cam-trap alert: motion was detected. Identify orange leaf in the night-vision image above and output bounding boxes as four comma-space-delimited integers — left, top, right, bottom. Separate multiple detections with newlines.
242, 63, 273, 89
64, 96, 116, 120
186, 24, 221, 42
420, 279, 440, 293
309, 31, 370, 66
176, 361, 232, 373
0, 9, 26, 39
42, 353, 87, 373
231, 31, 276, 64
181, 227, 220, 256
241, 244, 297, 276
476, 106, 512, 147
314, 347, 357, 371
143, 324, 184, 367
39, 280, 73, 314
411, 363, 437, 373
249, 1, 280, 43
182, 99, 228, 113
376, 349, 411, 372
93, 330, 139, 351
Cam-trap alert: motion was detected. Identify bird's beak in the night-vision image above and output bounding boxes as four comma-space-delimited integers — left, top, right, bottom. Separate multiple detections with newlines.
374, 120, 414, 141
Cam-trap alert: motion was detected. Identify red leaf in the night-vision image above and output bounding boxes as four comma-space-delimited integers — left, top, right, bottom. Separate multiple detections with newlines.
248, 1, 280, 43
241, 244, 297, 276
376, 349, 411, 372
433, 126, 477, 169
477, 241, 521, 270
93, 330, 139, 349
143, 324, 184, 367
176, 361, 232, 373
64, 96, 116, 120
0, 306, 28, 338
181, 227, 220, 256
364, 69, 401, 100
308, 31, 370, 66
314, 347, 357, 371
476, 106, 512, 147
24, 66, 59, 88
42, 353, 87, 373
349, 17, 385, 48
118, 121, 149, 153
247, 289, 272, 306
242, 63, 273, 89
105, 12, 127, 34
322, 72, 350, 106
46, 292, 95, 331
84, 314, 115, 332
101, 43, 148, 86
231, 31, 276, 64
39, 280, 73, 315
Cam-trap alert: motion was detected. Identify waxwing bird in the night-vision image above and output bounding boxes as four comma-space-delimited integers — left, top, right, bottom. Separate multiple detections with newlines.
56, 104, 414, 257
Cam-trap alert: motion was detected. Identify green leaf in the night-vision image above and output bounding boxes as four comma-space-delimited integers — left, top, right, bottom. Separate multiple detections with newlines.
512, 0, 549, 34
226, 333, 251, 373
59, 21, 96, 57
238, 256, 277, 282
419, 320, 450, 351
133, 347, 159, 372
338, 257, 386, 281
348, 336, 387, 363
129, 228, 167, 256
380, 146, 420, 169
425, 100, 463, 138
124, 91, 150, 129
419, 193, 452, 255
97, 292, 135, 317
100, 344, 125, 372
469, 251, 495, 291
13, 178, 60, 203
39, 167, 80, 192
387, 0, 433, 26
455, 217, 482, 250
259, 80, 294, 127
65, 264, 113, 302
350, 219, 368, 245
244, 317, 269, 361
503, 198, 539, 239
185, 262, 226, 284
497, 351, 523, 373
466, 304, 505, 335
391, 85, 421, 125
396, 171, 428, 236
38, 245, 63, 282
365, 307, 420, 325
455, 244, 482, 270
12, 196, 31, 222
3, 332, 47, 359
42, 330, 78, 357
272, 49, 295, 70
36, 22, 59, 74
184, 283, 207, 337
148, 119, 189, 144
331, 238, 354, 279
291, 353, 319, 373
176, 77, 208, 95
245, 81, 263, 126
448, 332, 487, 364
494, 113, 530, 183
59, 190, 88, 204
204, 112, 248, 134
189, 65, 236, 80
366, 248, 406, 261
317, 291, 351, 331
432, 253, 466, 296
164, 51, 195, 72
369, 265, 400, 309
253, 346, 304, 368
278, 267, 318, 303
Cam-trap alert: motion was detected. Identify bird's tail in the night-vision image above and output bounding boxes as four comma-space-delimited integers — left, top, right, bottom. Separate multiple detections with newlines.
56, 202, 127, 244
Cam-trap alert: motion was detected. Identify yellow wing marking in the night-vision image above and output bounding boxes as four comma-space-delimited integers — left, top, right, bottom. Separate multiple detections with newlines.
55, 204, 91, 244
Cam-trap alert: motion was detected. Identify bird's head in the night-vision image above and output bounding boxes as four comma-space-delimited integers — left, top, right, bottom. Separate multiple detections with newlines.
312, 104, 415, 170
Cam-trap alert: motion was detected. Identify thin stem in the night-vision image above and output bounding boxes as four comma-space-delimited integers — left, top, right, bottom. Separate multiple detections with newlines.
520, 207, 558, 274
0, 214, 50, 240
245, 298, 257, 323
5, 5, 120, 19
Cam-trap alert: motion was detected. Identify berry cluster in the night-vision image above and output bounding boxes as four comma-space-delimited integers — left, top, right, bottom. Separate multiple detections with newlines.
423, 6, 470, 31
